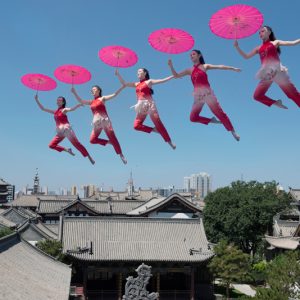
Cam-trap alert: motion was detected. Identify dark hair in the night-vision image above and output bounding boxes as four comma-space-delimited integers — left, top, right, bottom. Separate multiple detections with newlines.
57, 96, 66, 108
93, 85, 102, 97
192, 49, 205, 64
141, 68, 154, 95
264, 25, 281, 55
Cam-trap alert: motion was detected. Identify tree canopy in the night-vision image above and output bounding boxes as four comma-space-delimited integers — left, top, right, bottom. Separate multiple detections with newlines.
209, 240, 250, 300
253, 251, 300, 300
203, 180, 290, 254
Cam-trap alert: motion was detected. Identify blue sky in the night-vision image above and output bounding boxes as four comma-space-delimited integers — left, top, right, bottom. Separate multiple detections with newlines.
1, 0, 300, 192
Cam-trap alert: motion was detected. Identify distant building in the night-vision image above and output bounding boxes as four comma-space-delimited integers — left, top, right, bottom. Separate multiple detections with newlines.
0, 178, 9, 204
82, 184, 97, 198
184, 172, 211, 199
7, 184, 15, 202
71, 185, 77, 196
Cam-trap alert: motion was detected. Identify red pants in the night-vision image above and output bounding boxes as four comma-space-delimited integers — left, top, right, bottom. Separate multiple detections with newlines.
133, 102, 171, 142
253, 69, 300, 107
190, 88, 234, 131
49, 128, 89, 157
90, 126, 122, 155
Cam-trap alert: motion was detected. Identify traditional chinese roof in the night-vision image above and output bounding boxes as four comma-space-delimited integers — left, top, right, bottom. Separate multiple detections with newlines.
0, 208, 31, 226
62, 217, 213, 262
18, 220, 58, 241
289, 188, 300, 201
0, 215, 16, 228
127, 193, 202, 216
0, 178, 9, 186
38, 199, 145, 215
265, 235, 300, 250
273, 213, 299, 237
91, 189, 156, 201
0, 233, 71, 300
10, 195, 40, 208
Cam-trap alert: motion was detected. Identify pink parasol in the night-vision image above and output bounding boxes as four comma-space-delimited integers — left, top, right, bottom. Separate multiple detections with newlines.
148, 28, 194, 54
209, 4, 264, 39
54, 64, 91, 85
98, 46, 138, 68
21, 73, 57, 91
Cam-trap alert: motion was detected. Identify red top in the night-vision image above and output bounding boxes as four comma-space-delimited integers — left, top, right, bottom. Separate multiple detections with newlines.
54, 108, 69, 126
191, 64, 210, 88
136, 80, 152, 100
258, 41, 280, 65
90, 98, 108, 116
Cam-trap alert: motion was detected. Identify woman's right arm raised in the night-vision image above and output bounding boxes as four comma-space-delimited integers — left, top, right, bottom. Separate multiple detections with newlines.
234, 40, 258, 59
168, 59, 190, 78
115, 69, 136, 87
71, 87, 92, 105
34, 95, 55, 114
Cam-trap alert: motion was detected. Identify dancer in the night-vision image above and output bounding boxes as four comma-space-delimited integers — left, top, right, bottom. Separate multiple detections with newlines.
168, 49, 240, 141
34, 94, 95, 164
71, 85, 127, 164
115, 68, 176, 149
234, 25, 300, 109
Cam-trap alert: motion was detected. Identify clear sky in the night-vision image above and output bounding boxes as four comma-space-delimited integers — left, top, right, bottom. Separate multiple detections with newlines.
1, 0, 300, 192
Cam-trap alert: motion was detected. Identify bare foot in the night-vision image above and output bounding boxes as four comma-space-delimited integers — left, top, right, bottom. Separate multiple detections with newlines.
168, 141, 176, 150
274, 100, 288, 109
231, 131, 240, 141
210, 117, 222, 124
120, 154, 127, 165
66, 148, 75, 156
88, 155, 95, 165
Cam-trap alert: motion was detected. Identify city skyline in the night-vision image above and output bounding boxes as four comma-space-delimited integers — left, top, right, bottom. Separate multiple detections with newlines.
1, 1, 300, 191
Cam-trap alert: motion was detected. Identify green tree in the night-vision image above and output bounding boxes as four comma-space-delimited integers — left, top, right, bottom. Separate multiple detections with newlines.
203, 180, 290, 254
253, 251, 300, 300
36, 239, 65, 261
209, 240, 250, 300
0, 227, 13, 238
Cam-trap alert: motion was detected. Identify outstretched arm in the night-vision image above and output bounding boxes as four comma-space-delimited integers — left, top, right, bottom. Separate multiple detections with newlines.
234, 40, 258, 59
71, 87, 92, 105
62, 103, 83, 113
168, 59, 191, 78
148, 75, 174, 86
34, 95, 55, 114
102, 85, 126, 102
204, 64, 241, 72
274, 39, 300, 47
115, 69, 136, 88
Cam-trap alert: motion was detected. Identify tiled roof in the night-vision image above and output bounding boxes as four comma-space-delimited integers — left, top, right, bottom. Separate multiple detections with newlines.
10, 195, 39, 208
289, 189, 300, 201
0, 233, 71, 300
18, 221, 58, 240
38, 199, 145, 215
44, 224, 59, 234
274, 219, 299, 237
0, 178, 9, 186
0, 215, 16, 228
0, 208, 30, 226
62, 217, 213, 262
265, 235, 300, 250
91, 189, 156, 201
127, 193, 202, 216
39, 195, 78, 200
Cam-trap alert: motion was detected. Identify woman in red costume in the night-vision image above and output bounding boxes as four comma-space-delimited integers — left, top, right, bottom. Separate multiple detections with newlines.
168, 49, 240, 141
34, 94, 95, 164
115, 68, 176, 149
71, 85, 127, 164
234, 25, 300, 109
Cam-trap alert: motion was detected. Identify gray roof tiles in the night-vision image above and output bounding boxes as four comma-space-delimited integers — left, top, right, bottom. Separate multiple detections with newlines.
62, 217, 213, 262
0, 233, 71, 300
38, 199, 145, 214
